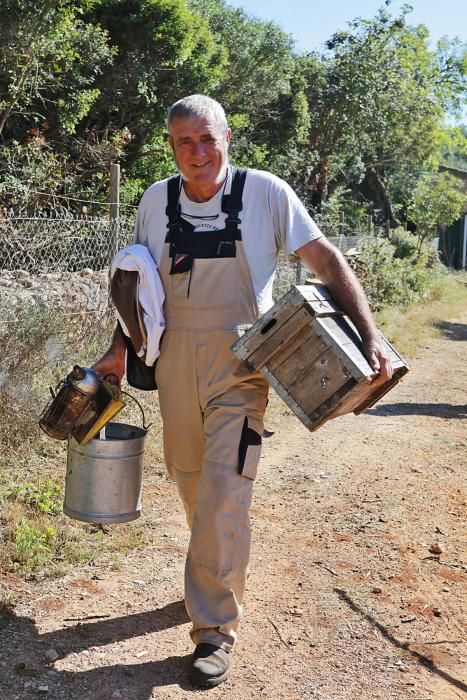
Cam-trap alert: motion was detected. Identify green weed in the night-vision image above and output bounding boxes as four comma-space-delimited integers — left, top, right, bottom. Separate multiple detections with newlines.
12, 518, 56, 573
3, 478, 63, 515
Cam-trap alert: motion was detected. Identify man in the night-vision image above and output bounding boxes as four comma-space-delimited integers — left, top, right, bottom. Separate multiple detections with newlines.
94, 94, 392, 688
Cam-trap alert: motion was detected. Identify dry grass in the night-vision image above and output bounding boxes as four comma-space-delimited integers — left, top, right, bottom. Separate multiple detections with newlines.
0, 302, 165, 579
375, 270, 467, 357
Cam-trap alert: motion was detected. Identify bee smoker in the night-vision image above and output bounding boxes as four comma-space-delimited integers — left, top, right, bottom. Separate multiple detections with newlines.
39, 364, 149, 525
39, 365, 124, 445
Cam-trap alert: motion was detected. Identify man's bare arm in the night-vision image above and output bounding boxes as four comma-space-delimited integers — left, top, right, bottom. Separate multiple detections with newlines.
296, 237, 393, 384
92, 324, 126, 382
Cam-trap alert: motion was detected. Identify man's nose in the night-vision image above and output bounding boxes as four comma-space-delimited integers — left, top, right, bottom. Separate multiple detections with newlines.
192, 141, 207, 157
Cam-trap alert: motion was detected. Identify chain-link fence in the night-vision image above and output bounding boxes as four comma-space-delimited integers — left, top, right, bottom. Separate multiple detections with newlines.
0, 213, 136, 273
273, 234, 375, 299
0, 213, 376, 309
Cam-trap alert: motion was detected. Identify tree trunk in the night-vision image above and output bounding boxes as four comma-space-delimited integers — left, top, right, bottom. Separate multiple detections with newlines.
308, 157, 329, 210
359, 163, 398, 230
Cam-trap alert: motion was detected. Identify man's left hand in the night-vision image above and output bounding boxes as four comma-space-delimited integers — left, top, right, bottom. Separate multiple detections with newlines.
361, 336, 393, 387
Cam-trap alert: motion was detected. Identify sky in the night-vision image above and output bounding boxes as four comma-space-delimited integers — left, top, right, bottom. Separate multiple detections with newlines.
225, 0, 466, 53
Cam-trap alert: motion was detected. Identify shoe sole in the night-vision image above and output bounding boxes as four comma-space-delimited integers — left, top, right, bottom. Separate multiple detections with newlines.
188, 667, 229, 688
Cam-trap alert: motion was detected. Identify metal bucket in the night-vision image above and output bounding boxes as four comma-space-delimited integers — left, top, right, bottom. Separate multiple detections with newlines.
64, 422, 147, 524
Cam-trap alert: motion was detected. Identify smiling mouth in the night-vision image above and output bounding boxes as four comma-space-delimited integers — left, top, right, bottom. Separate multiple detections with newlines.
192, 162, 211, 168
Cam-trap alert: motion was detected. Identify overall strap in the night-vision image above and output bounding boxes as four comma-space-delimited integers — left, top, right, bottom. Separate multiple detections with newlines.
165, 175, 181, 242
222, 167, 247, 237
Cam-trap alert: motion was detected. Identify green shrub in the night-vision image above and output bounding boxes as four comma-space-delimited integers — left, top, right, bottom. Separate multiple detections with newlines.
352, 235, 439, 311
390, 227, 438, 268
390, 227, 419, 260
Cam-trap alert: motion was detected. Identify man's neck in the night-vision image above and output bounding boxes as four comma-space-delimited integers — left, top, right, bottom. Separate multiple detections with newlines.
182, 169, 228, 203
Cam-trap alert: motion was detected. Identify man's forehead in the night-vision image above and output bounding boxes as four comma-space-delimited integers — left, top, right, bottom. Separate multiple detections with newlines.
170, 115, 224, 138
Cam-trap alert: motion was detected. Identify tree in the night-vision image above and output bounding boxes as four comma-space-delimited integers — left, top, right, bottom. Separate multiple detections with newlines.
81, 0, 224, 145
299, 7, 467, 226
0, 0, 227, 207
408, 172, 467, 251
0, 1, 112, 139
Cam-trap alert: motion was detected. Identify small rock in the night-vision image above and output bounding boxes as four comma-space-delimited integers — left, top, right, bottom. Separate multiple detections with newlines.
38, 687, 49, 695
111, 692, 123, 699
372, 587, 382, 594
134, 650, 148, 658
433, 607, 442, 617
429, 543, 443, 555
442, 586, 450, 592
45, 648, 59, 663
401, 615, 416, 623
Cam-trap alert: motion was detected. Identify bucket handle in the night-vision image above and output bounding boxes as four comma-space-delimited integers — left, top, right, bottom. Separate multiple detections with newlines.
102, 374, 151, 432
121, 390, 151, 432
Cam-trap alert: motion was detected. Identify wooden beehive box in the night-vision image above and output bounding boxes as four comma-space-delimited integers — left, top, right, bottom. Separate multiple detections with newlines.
231, 284, 408, 432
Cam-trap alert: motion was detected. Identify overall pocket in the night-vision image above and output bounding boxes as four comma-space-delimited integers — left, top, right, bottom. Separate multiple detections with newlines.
238, 416, 262, 480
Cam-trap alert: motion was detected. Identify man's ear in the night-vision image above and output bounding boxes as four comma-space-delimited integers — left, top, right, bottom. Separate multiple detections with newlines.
226, 128, 232, 145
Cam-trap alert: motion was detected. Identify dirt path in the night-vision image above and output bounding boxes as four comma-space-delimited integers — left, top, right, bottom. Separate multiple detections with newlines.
1, 315, 466, 700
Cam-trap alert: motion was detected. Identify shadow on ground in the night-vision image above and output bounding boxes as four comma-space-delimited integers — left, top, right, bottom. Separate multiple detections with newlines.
434, 321, 467, 341
335, 588, 467, 696
366, 402, 466, 419
0, 600, 193, 699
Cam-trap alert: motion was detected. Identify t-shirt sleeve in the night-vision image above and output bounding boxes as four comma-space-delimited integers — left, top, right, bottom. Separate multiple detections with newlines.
269, 176, 324, 255
133, 201, 147, 245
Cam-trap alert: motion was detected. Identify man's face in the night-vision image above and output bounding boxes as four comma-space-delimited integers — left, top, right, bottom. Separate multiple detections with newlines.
168, 115, 231, 192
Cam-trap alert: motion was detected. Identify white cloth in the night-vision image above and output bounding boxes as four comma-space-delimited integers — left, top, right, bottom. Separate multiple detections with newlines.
110, 243, 165, 366
133, 167, 324, 316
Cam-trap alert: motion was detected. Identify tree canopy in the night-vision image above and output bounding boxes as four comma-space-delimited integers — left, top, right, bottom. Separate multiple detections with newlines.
0, 0, 465, 229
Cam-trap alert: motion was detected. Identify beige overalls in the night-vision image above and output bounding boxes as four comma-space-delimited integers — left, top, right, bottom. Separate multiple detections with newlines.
155, 169, 269, 652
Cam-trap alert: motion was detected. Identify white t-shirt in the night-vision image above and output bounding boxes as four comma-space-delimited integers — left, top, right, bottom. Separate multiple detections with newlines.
134, 167, 323, 314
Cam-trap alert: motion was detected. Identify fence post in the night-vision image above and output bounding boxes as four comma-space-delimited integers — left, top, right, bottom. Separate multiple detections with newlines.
110, 163, 120, 255
295, 259, 302, 285
339, 211, 345, 236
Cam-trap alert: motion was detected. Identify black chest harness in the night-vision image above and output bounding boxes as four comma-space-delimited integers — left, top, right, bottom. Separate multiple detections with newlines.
165, 167, 247, 275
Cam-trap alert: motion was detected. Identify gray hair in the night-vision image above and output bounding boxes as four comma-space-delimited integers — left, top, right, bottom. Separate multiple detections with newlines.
167, 95, 228, 135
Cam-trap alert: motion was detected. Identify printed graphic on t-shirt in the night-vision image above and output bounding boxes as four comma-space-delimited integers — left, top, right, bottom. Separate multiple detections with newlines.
192, 222, 221, 232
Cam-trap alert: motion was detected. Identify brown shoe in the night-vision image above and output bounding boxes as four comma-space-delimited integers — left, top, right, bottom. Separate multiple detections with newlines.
189, 643, 230, 688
